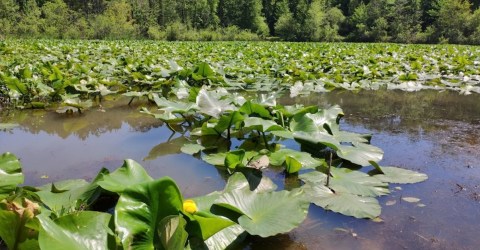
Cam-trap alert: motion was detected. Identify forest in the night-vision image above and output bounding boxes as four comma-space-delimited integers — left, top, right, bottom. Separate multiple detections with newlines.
1, 0, 480, 43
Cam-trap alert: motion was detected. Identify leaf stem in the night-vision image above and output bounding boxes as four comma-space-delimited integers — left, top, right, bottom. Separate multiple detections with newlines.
261, 131, 270, 151
326, 151, 332, 187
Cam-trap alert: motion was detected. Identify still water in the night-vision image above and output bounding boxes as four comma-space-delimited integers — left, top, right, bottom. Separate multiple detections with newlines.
1, 90, 479, 250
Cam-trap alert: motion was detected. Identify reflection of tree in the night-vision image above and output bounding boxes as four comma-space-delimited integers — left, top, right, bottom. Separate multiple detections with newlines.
280, 90, 480, 157
280, 90, 480, 133
0, 97, 161, 140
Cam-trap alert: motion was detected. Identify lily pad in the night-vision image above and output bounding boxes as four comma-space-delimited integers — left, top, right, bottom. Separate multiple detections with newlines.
180, 143, 205, 155
370, 166, 428, 184
97, 159, 153, 193
269, 148, 324, 171
302, 183, 381, 219
328, 167, 389, 197
243, 117, 284, 132
214, 174, 308, 237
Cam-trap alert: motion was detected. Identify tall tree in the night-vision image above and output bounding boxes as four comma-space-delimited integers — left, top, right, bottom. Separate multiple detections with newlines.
429, 0, 472, 43
262, 0, 289, 36
217, 0, 267, 33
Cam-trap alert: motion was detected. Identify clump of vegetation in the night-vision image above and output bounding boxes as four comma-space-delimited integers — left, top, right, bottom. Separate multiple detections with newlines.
1, 40, 479, 109
1, 0, 480, 43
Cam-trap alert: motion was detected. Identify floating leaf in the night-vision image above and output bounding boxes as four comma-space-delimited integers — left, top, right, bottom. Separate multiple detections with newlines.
370, 166, 428, 184
302, 183, 381, 219
202, 152, 228, 166
214, 173, 308, 237
328, 167, 389, 197
269, 148, 323, 172
336, 142, 384, 167
243, 117, 284, 132
225, 150, 245, 169
97, 159, 153, 193
180, 143, 205, 155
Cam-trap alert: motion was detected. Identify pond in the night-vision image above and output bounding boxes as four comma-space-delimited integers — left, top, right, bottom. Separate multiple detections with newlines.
1, 90, 479, 249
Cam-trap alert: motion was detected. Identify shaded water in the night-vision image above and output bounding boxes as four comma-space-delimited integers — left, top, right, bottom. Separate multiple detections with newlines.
1, 91, 479, 249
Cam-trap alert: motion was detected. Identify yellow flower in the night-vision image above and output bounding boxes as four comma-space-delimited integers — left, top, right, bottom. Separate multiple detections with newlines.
183, 199, 198, 214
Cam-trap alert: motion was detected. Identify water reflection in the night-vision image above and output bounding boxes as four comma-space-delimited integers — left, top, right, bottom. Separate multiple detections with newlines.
1, 91, 480, 249
0, 97, 161, 140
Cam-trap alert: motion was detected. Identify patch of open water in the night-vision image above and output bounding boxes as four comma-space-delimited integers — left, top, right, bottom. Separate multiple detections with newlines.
1, 90, 479, 249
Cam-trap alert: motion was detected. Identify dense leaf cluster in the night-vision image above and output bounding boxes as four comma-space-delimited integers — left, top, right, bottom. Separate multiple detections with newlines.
1, 40, 479, 109
1, 0, 480, 43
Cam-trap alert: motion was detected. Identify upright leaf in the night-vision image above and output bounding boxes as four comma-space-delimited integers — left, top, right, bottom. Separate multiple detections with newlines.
38, 212, 113, 250
115, 177, 183, 249
97, 159, 153, 193
0, 152, 24, 200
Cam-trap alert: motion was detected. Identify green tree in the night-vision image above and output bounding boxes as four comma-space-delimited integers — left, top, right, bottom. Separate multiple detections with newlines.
262, 0, 289, 36
218, 0, 267, 34
348, 0, 392, 42
468, 8, 480, 44
93, 0, 137, 39
16, 0, 42, 37
429, 0, 472, 43
0, 0, 19, 38
41, 0, 73, 38
389, 0, 423, 43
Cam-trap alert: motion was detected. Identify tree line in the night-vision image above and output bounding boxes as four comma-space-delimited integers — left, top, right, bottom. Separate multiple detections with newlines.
1, 0, 479, 44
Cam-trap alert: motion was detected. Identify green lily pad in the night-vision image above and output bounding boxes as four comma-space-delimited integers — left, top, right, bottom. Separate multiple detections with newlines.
97, 159, 153, 193
302, 182, 381, 219
214, 174, 308, 237
328, 167, 389, 197
243, 117, 284, 132
180, 143, 205, 155
370, 166, 428, 184
269, 148, 324, 172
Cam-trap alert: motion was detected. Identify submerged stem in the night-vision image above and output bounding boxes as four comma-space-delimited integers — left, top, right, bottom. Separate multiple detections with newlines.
326, 151, 332, 187
261, 131, 270, 151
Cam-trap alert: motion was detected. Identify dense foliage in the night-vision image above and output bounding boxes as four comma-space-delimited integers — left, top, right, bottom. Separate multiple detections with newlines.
1, 40, 479, 110
1, 0, 480, 43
